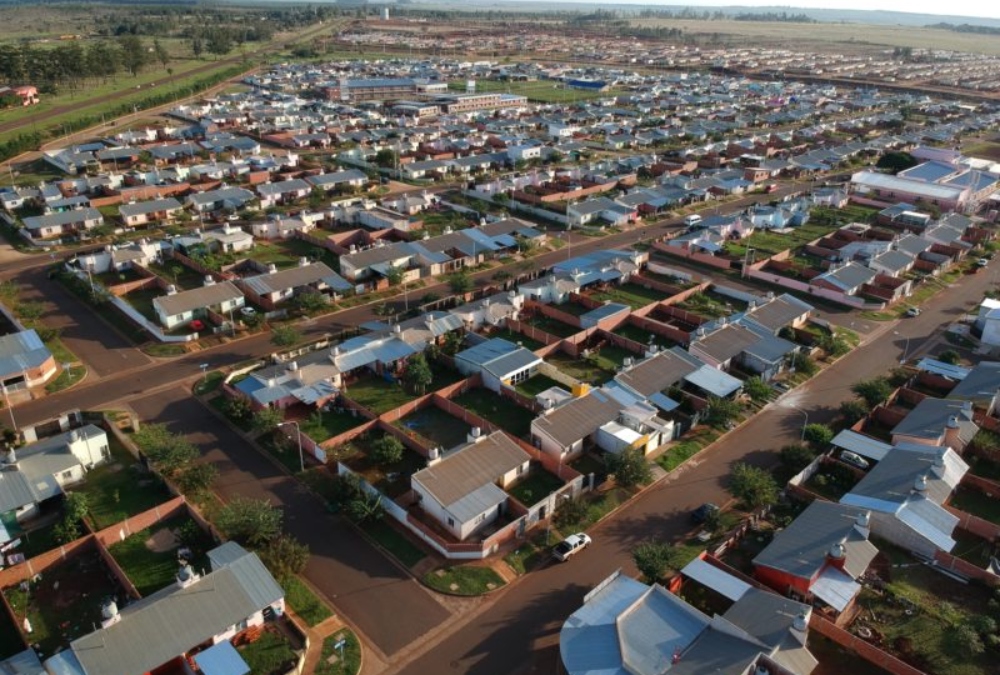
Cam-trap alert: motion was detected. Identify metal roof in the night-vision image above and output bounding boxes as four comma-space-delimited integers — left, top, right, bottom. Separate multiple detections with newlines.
684, 365, 742, 398
22, 208, 102, 231
852, 170, 966, 201
560, 573, 647, 675
532, 388, 622, 448
615, 350, 701, 398
742, 294, 812, 333
831, 429, 893, 462
119, 198, 182, 218
0, 329, 53, 376
483, 349, 541, 380
681, 557, 751, 601
619, 586, 710, 675
243, 262, 351, 296
842, 446, 967, 509
0, 470, 36, 514
891, 398, 978, 445
193, 640, 249, 675
153, 281, 243, 318
948, 361, 1000, 402
71, 544, 282, 675
916, 358, 971, 382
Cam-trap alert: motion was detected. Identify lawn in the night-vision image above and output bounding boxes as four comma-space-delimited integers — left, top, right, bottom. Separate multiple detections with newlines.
366, 520, 426, 568
423, 565, 506, 595
281, 575, 332, 627
503, 535, 549, 575
44, 363, 87, 394
16, 519, 64, 559
298, 409, 367, 444
108, 515, 212, 597
396, 406, 471, 450
544, 353, 615, 386
341, 432, 427, 498
656, 426, 721, 473
344, 374, 418, 414
237, 627, 298, 675
809, 635, 893, 675
614, 322, 674, 348
516, 373, 566, 398
4, 551, 122, 659
969, 455, 1000, 482
0, 596, 25, 660
453, 388, 536, 438
590, 282, 666, 309
725, 221, 844, 258
525, 315, 580, 339
555, 487, 632, 533
488, 328, 544, 351
146, 261, 206, 291
675, 292, 738, 320
507, 468, 564, 506
315, 629, 362, 675
587, 344, 635, 373
948, 488, 1000, 523
74, 434, 171, 530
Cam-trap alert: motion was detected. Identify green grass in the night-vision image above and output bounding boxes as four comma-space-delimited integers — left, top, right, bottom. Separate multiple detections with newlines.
143, 343, 188, 357
44, 363, 86, 394
447, 78, 616, 103
590, 282, 666, 309
675, 292, 736, 320
948, 488, 1000, 523
344, 374, 418, 414
396, 406, 471, 450
725, 221, 845, 258
298, 410, 366, 444
453, 388, 536, 438
545, 353, 615, 385
365, 520, 426, 568
526, 315, 580, 339
507, 469, 564, 506
259, 435, 306, 475
237, 629, 298, 675
489, 328, 544, 351
516, 373, 565, 398
315, 629, 362, 675
656, 427, 721, 472
0, 596, 24, 660
281, 575, 332, 627
194, 371, 225, 395
614, 322, 672, 348
16, 520, 63, 559
807, 634, 894, 675
75, 434, 171, 530
107, 516, 211, 597
423, 565, 506, 596
556, 488, 630, 533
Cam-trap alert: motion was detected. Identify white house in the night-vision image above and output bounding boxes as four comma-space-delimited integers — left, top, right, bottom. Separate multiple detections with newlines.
411, 430, 530, 541
152, 279, 245, 330
454, 338, 541, 392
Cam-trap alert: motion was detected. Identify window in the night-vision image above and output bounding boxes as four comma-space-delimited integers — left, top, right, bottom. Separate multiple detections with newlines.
447, 517, 455, 527
61, 470, 74, 480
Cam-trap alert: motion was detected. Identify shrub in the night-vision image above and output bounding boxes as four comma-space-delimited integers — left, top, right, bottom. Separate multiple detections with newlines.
371, 436, 405, 466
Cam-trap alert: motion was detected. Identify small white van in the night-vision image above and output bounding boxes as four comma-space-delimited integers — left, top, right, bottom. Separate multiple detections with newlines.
683, 214, 703, 228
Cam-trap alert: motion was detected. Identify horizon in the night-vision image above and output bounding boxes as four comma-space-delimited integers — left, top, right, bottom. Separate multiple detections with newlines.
492, 0, 1000, 22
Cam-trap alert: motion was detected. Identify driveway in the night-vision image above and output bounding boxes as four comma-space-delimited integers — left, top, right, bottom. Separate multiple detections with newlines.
127, 388, 452, 658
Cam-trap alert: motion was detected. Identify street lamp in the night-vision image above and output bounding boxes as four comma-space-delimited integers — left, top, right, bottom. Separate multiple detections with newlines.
791, 405, 808, 441
277, 420, 305, 473
893, 331, 910, 364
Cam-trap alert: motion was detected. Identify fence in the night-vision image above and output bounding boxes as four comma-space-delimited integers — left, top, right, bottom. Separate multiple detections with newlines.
933, 548, 1000, 586
809, 614, 929, 675
645, 261, 695, 283
652, 241, 734, 271
745, 264, 885, 310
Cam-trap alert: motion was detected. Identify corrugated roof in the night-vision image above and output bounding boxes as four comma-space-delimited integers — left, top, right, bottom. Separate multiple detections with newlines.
243, 262, 351, 295
615, 350, 700, 398
681, 557, 751, 601
742, 294, 812, 333
831, 429, 893, 462
192, 640, 249, 675
891, 398, 978, 445
71, 544, 282, 675
692, 324, 760, 363
684, 365, 742, 398
917, 358, 971, 382
619, 586, 709, 675
0, 329, 53, 376
153, 281, 243, 318
0, 469, 36, 513
948, 361, 1000, 402
532, 388, 622, 447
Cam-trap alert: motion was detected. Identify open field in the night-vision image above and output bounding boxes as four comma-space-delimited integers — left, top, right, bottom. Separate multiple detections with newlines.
628, 18, 1000, 55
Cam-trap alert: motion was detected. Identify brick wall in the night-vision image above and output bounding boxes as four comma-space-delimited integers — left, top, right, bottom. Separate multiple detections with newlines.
945, 503, 1000, 541
601, 329, 646, 356
809, 614, 930, 675
652, 241, 734, 271
933, 549, 1000, 586
0, 535, 94, 589
505, 318, 561, 347
525, 299, 584, 329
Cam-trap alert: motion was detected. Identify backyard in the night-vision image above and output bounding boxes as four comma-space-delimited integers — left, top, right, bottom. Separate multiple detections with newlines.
72, 434, 172, 530
297, 409, 368, 444
236, 625, 299, 675
947, 488, 1000, 523
396, 406, 472, 450
506, 466, 564, 507
674, 291, 744, 320
3, 551, 123, 659
725, 220, 846, 258
343, 374, 418, 414
486, 327, 545, 351
452, 387, 536, 438
589, 282, 666, 309
516, 373, 566, 398
107, 514, 213, 597
340, 431, 428, 498
613, 322, 676, 349
545, 352, 615, 386
524, 314, 580, 339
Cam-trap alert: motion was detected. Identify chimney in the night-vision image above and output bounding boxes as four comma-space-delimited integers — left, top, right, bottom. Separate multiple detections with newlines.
826, 542, 847, 571
203, 275, 216, 287
913, 473, 929, 494
789, 611, 809, 644
176, 563, 200, 589
298, 256, 309, 267
287, 361, 298, 372
267, 263, 278, 274
393, 324, 402, 334
166, 284, 178, 295
427, 446, 442, 466
931, 450, 947, 479
100, 598, 121, 628
946, 415, 959, 429
467, 427, 484, 444
854, 510, 871, 537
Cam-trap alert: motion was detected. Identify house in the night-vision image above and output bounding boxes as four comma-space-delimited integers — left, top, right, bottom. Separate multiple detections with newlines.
152, 280, 245, 330
118, 197, 183, 227
613, 348, 701, 411
21, 208, 103, 240
741, 293, 813, 335
186, 186, 256, 213
890, 398, 978, 451
975, 298, 1000, 346
567, 197, 637, 228
172, 224, 254, 255
72, 239, 165, 275
450, 291, 524, 330
868, 249, 915, 277
946, 361, 1000, 413
454, 338, 542, 392
257, 178, 312, 208
249, 216, 315, 240
560, 570, 818, 675
306, 169, 368, 193
689, 322, 796, 380
411, 429, 531, 540
753, 501, 879, 615
45, 542, 284, 675
0, 425, 109, 531
811, 262, 877, 295
240, 261, 352, 309
531, 386, 623, 460
840, 445, 968, 557
0, 329, 58, 395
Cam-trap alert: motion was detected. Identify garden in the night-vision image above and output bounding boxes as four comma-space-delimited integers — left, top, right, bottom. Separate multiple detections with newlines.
452, 387, 536, 438
544, 352, 615, 386
506, 465, 565, 507
107, 514, 214, 597
396, 405, 472, 451
589, 282, 666, 309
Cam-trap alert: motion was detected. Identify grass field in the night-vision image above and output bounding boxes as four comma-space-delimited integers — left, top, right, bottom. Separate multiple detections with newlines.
453, 387, 535, 438
629, 18, 1000, 55
423, 565, 506, 596
447, 79, 616, 103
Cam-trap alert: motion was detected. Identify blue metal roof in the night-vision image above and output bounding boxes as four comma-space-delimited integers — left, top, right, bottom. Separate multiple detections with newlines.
684, 366, 742, 398
193, 641, 250, 675
456, 338, 518, 368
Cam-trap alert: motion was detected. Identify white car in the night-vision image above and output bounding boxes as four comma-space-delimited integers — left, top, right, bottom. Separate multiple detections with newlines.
553, 533, 592, 562
840, 451, 870, 470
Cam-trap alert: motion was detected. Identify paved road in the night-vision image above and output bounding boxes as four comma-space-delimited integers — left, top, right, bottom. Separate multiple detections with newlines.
388, 262, 996, 675
128, 388, 452, 659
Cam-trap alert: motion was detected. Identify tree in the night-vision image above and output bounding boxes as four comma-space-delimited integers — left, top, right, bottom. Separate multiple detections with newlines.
383, 264, 405, 287
65, 492, 90, 524
876, 152, 918, 174
134, 423, 199, 477
294, 291, 327, 313
205, 30, 232, 57
704, 396, 741, 429
404, 352, 433, 395
780, 444, 816, 475
839, 399, 869, 425
632, 539, 676, 583
818, 333, 850, 357
191, 36, 204, 59
802, 423, 834, 447
851, 377, 893, 408
259, 534, 309, 580
216, 497, 282, 548
791, 352, 818, 376
346, 489, 384, 524
153, 39, 170, 69
448, 271, 473, 295
252, 407, 285, 433
728, 462, 779, 508
743, 376, 772, 403
175, 462, 218, 494
223, 395, 253, 422
371, 435, 405, 466
374, 149, 397, 169
118, 35, 147, 76
271, 324, 301, 347
606, 447, 653, 488
938, 349, 961, 365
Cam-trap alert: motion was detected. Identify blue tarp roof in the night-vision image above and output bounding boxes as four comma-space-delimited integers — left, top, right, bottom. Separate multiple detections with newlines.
194, 640, 250, 675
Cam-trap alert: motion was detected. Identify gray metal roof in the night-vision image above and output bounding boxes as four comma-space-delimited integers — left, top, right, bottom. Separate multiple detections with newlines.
916, 358, 971, 382
532, 388, 622, 448
948, 361, 1000, 403
153, 281, 243, 318
753, 501, 878, 581
891, 398, 978, 445
243, 262, 351, 296
742, 294, 812, 333
692, 324, 760, 363
70, 544, 281, 675
615, 350, 701, 398
619, 585, 709, 675
119, 198, 182, 219
0, 469, 36, 514
0, 648, 45, 675
842, 446, 967, 509
0, 329, 53, 376
684, 365, 742, 398
831, 429, 893, 462
483, 348, 541, 380
456, 338, 519, 369
22, 208, 102, 231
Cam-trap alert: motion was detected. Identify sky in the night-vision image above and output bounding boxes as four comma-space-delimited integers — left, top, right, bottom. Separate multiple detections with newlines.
522, 1, 1000, 21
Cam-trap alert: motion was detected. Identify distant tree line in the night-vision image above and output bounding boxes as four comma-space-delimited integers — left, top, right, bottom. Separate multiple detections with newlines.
734, 12, 816, 23
0, 37, 167, 92
927, 22, 1000, 35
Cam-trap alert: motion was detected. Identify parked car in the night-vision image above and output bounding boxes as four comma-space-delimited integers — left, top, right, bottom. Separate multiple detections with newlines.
765, 183, 779, 193
690, 503, 719, 524
905, 307, 921, 317
978, 258, 990, 268
553, 533, 592, 562
839, 451, 870, 470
